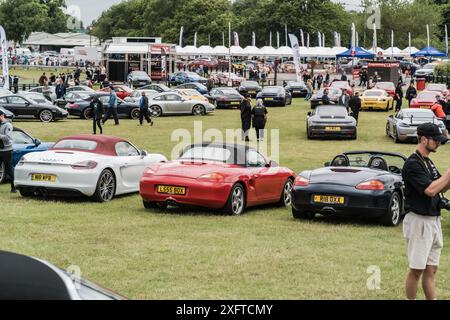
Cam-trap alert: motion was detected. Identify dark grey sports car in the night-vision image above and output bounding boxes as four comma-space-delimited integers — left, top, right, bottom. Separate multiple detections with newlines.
291, 151, 406, 226
256, 86, 292, 106
310, 88, 341, 109
238, 81, 262, 98
306, 105, 357, 139
284, 81, 308, 97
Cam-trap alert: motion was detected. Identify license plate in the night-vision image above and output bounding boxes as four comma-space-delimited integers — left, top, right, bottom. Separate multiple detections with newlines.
325, 127, 341, 132
265, 98, 273, 101
157, 185, 186, 195
313, 195, 345, 204
420, 106, 430, 109
31, 174, 56, 182
249, 91, 256, 94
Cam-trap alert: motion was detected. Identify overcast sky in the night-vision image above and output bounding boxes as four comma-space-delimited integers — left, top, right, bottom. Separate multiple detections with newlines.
67, 0, 362, 26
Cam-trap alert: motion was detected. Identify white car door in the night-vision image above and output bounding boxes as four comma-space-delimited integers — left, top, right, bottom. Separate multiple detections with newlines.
115, 142, 147, 191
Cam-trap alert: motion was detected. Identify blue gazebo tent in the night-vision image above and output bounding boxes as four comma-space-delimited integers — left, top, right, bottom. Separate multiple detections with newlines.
336, 46, 375, 59
411, 46, 446, 57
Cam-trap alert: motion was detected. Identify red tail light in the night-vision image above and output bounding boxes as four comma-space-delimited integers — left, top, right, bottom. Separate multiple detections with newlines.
69, 103, 79, 108
294, 176, 309, 187
356, 180, 384, 190
71, 161, 98, 170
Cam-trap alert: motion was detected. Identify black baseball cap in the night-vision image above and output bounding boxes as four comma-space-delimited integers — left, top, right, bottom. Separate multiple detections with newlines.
417, 123, 449, 144
0, 109, 5, 116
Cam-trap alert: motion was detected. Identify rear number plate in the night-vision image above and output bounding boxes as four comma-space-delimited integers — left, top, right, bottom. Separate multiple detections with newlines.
31, 174, 56, 182
313, 195, 345, 204
157, 185, 186, 195
325, 127, 341, 132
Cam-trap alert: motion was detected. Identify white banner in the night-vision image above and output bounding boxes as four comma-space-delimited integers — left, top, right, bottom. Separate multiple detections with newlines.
288, 33, 302, 82
276, 32, 280, 48
307, 33, 310, 48
300, 29, 305, 47
445, 25, 448, 56
0, 26, 9, 91
194, 32, 197, 47
252, 32, 256, 47
179, 26, 184, 47
233, 32, 239, 46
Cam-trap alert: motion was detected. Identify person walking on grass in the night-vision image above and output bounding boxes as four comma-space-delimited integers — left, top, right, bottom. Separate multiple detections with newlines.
138, 91, 153, 126
252, 99, 268, 142
89, 95, 103, 135
0, 110, 16, 193
240, 94, 252, 142
102, 86, 119, 126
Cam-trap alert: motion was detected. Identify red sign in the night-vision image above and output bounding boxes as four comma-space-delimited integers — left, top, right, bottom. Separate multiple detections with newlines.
150, 44, 171, 54
368, 63, 400, 68
352, 69, 360, 80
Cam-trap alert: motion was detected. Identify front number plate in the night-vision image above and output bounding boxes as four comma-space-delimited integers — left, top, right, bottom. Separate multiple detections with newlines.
313, 195, 345, 204
157, 185, 186, 195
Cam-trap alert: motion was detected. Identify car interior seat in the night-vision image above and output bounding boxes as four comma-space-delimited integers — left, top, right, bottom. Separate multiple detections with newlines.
368, 156, 388, 171
330, 154, 350, 167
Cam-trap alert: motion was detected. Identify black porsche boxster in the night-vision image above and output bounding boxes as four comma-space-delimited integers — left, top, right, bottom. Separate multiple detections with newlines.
291, 151, 406, 226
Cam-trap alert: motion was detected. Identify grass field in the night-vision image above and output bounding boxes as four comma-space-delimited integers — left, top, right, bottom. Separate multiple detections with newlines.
1, 97, 449, 300
2, 67, 85, 85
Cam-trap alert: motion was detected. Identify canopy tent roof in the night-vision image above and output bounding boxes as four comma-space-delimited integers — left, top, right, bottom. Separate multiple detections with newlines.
212, 45, 229, 56
177, 45, 199, 56
401, 46, 420, 55
230, 45, 245, 56
259, 46, 279, 56
276, 46, 293, 57
382, 46, 403, 56
242, 46, 261, 56
197, 45, 214, 55
105, 43, 149, 54
411, 46, 446, 57
336, 46, 375, 58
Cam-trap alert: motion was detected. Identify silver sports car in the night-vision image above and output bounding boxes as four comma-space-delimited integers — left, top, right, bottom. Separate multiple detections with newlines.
306, 105, 357, 139
386, 108, 448, 143
148, 92, 215, 117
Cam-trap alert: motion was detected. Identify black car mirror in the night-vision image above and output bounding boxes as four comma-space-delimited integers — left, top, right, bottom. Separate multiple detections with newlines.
33, 138, 41, 146
324, 162, 331, 167
268, 160, 279, 168
141, 150, 148, 157
25, 102, 30, 106
307, 112, 312, 117
389, 115, 393, 118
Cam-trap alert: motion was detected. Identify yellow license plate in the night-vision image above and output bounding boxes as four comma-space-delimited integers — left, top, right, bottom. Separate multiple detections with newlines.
157, 185, 186, 195
231, 101, 240, 105
265, 98, 273, 101
325, 127, 341, 132
31, 174, 56, 182
420, 106, 430, 109
313, 195, 345, 204
249, 91, 256, 94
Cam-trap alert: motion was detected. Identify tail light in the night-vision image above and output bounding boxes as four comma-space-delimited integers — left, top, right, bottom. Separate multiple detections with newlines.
356, 180, 384, 190
71, 161, 98, 170
294, 176, 309, 187
144, 167, 156, 175
197, 172, 225, 182
69, 103, 79, 109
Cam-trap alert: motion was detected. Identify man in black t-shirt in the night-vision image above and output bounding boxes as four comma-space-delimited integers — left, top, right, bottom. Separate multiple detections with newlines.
402, 123, 450, 300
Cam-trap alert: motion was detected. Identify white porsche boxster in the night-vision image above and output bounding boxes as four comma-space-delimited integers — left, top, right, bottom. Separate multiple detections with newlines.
14, 135, 168, 202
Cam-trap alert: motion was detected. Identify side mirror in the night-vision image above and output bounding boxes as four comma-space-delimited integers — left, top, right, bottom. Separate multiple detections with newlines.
324, 162, 331, 167
25, 102, 30, 106
141, 150, 148, 157
33, 138, 41, 146
389, 115, 393, 118
268, 160, 279, 168
307, 112, 312, 117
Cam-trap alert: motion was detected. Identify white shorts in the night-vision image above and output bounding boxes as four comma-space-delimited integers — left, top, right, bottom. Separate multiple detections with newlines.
403, 212, 443, 270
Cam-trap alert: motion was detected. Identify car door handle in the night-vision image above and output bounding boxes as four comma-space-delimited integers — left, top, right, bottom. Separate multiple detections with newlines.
253, 174, 260, 179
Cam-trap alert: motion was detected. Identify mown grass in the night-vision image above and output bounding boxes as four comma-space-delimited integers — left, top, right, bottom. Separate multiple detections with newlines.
2, 67, 85, 85
0, 97, 449, 300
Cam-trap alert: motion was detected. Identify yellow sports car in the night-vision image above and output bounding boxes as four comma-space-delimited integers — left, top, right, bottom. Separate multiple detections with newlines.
360, 89, 394, 111
176, 89, 209, 103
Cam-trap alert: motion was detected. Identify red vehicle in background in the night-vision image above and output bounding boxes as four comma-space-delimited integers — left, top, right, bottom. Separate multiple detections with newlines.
98, 85, 133, 100
330, 80, 352, 92
374, 82, 396, 97
410, 91, 438, 109
187, 57, 219, 70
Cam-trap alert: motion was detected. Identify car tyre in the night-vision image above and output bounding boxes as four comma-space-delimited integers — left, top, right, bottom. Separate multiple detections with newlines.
380, 191, 403, 226
150, 105, 163, 117
19, 188, 34, 197
39, 109, 53, 123
223, 183, 246, 216
385, 102, 390, 111
192, 104, 206, 116
385, 122, 390, 136
279, 178, 294, 207
92, 169, 116, 203
292, 207, 316, 220
82, 107, 93, 120
0, 161, 5, 184
393, 127, 401, 143
130, 107, 140, 120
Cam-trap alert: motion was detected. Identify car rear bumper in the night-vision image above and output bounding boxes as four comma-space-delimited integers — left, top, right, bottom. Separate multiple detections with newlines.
361, 102, 388, 110
14, 164, 97, 196
260, 97, 285, 106
216, 100, 242, 108
292, 184, 391, 217
140, 176, 233, 209
289, 89, 308, 96
308, 126, 356, 138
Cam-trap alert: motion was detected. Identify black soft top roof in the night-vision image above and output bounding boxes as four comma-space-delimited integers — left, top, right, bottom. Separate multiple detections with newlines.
0, 251, 71, 300
343, 150, 407, 160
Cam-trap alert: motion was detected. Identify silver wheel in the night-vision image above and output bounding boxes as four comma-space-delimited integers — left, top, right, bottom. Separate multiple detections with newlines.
39, 109, 53, 122
231, 186, 244, 215
83, 108, 93, 120
97, 170, 115, 202
0, 161, 4, 184
192, 104, 205, 116
150, 106, 162, 117
282, 179, 293, 206
391, 193, 401, 225
130, 108, 140, 120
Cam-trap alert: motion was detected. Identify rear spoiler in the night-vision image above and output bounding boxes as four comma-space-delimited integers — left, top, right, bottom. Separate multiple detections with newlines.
407, 115, 441, 124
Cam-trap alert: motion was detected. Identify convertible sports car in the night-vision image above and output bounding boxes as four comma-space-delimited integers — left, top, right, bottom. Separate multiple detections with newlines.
410, 91, 437, 109
310, 88, 341, 108
284, 81, 308, 97
175, 89, 209, 103
386, 108, 447, 143
14, 135, 168, 202
0, 106, 14, 120
291, 151, 406, 226
169, 72, 208, 86
360, 89, 394, 111
140, 143, 295, 215
0, 250, 125, 300
238, 81, 262, 97
98, 85, 133, 100
140, 83, 173, 93
148, 92, 215, 116
374, 82, 396, 97
306, 105, 357, 139
175, 83, 209, 95
28, 86, 57, 102
329, 80, 352, 92
256, 86, 292, 106
0, 94, 68, 122
208, 87, 244, 108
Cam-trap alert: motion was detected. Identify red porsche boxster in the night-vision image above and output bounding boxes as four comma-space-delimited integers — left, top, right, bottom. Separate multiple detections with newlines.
410, 91, 438, 109
139, 143, 296, 215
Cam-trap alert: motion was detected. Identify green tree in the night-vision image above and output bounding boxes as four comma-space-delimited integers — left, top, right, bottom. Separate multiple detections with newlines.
0, 0, 48, 44
38, 0, 69, 33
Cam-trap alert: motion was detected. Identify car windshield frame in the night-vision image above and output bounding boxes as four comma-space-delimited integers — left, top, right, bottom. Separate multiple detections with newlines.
52, 139, 98, 151
179, 146, 234, 164
315, 106, 348, 117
